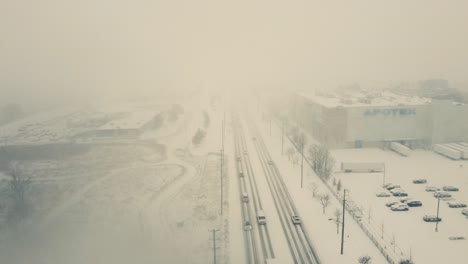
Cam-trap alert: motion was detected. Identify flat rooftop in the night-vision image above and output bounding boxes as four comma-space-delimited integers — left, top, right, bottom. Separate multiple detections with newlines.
297, 90, 431, 108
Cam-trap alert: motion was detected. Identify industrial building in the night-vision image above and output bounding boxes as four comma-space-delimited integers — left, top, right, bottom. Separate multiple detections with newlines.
292, 90, 468, 149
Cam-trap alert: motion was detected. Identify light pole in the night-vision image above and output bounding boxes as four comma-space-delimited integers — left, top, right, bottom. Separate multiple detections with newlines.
300, 140, 304, 188
382, 162, 386, 187
341, 189, 346, 255
436, 197, 441, 232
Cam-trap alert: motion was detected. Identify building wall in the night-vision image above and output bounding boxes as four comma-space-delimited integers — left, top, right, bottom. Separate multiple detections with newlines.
432, 100, 468, 144
346, 105, 433, 145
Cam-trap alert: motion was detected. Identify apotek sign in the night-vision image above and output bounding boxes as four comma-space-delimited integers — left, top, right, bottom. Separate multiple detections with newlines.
363, 108, 416, 117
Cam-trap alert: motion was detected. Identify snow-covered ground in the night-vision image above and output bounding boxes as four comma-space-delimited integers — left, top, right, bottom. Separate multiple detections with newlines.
332, 148, 468, 264
0, 92, 237, 264
248, 108, 390, 264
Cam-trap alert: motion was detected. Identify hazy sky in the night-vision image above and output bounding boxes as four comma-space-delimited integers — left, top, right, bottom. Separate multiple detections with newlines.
1, 0, 468, 106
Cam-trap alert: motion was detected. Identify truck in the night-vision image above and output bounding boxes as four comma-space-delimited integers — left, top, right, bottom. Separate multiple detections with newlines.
433, 144, 462, 160
390, 142, 411, 157
257, 210, 266, 225
341, 162, 384, 173
444, 143, 468, 159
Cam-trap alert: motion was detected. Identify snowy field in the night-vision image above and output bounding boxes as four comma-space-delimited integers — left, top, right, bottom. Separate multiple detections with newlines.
332, 148, 468, 264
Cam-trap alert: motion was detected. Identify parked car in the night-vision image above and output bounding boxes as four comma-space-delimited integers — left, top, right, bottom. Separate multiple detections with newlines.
413, 179, 427, 184
243, 150, 248, 155
376, 192, 391, 197
448, 202, 467, 208
462, 209, 468, 217
383, 183, 394, 189
291, 215, 301, 225
434, 191, 452, 198
425, 186, 440, 192
386, 185, 401, 191
423, 215, 442, 222
407, 200, 423, 207
390, 188, 405, 194
443, 186, 459, 192
385, 201, 399, 207
393, 191, 408, 197
391, 203, 409, 211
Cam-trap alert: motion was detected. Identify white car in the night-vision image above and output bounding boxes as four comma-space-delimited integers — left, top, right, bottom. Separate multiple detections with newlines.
448, 202, 467, 208
291, 215, 301, 224
391, 203, 409, 211
425, 186, 440, 192
376, 192, 391, 197
462, 209, 468, 217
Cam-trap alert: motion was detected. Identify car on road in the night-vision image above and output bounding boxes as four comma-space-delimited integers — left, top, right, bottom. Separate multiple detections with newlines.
252, 137, 256, 141
386, 201, 400, 207
425, 186, 440, 192
291, 215, 301, 225
423, 215, 442, 222
443, 186, 459, 192
413, 179, 427, 184
239, 171, 244, 177
462, 209, 468, 217
448, 202, 467, 208
236, 156, 241, 161
244, 221, 252, 231
434, 191, 452, 198
242, 192, 249, 203
386, 184, 401, 191
376, 192, 391, 197
391, 203, 409, 211
243, 150, 248, 155
268, 160, 274, 165
392, 191, 408, 197
257, 210, 266, 225
407, 200, 423, 207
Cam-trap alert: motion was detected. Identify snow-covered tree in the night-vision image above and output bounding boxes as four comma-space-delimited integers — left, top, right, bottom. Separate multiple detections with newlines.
318, 193, 331, 214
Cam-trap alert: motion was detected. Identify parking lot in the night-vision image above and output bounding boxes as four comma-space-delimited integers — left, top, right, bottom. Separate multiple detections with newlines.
332, 148, 468, 264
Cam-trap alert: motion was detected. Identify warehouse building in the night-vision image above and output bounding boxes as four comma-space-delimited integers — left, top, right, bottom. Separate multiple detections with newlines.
292, 90, 468, 149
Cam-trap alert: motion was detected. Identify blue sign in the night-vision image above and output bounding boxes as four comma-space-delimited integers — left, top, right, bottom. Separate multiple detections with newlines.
364, 108, 416, 117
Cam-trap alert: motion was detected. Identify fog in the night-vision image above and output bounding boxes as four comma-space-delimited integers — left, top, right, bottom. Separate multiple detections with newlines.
1, 1, 468, 264
2, 0, 468, 107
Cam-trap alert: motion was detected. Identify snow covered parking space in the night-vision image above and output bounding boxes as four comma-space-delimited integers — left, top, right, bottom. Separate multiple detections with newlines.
332, 148, 468, 264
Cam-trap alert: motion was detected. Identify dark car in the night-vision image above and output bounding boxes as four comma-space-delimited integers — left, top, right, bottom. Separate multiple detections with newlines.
423, 215, 442, 222
443, 186, 459, 192
393, 191, 408, 197
407, 200, 423, 207
386, 185, 401, 191
413, 179, 427, 184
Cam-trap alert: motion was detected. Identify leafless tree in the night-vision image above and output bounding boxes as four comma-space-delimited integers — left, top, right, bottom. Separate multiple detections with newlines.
333, 208, 342, 234
358, 255, 372, 264
318, 193, 331, 214
310, 183, 319, 198
6, 163, 31, 223
309, 144, 335, 180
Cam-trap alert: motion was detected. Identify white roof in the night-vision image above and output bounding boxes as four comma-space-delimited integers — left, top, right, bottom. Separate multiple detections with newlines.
298, 90, 431, 108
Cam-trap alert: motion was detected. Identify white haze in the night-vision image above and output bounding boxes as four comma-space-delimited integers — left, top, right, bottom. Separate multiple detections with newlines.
1, 0, 468, 107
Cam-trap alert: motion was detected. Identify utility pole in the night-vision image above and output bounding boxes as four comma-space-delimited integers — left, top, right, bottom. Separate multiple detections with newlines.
300, 139, 304, 188
341, 189, 346, 255
211, 229, 220, 264
220, 111, 225, 216
382, 163, 386, 187
436, 197, 440, 232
